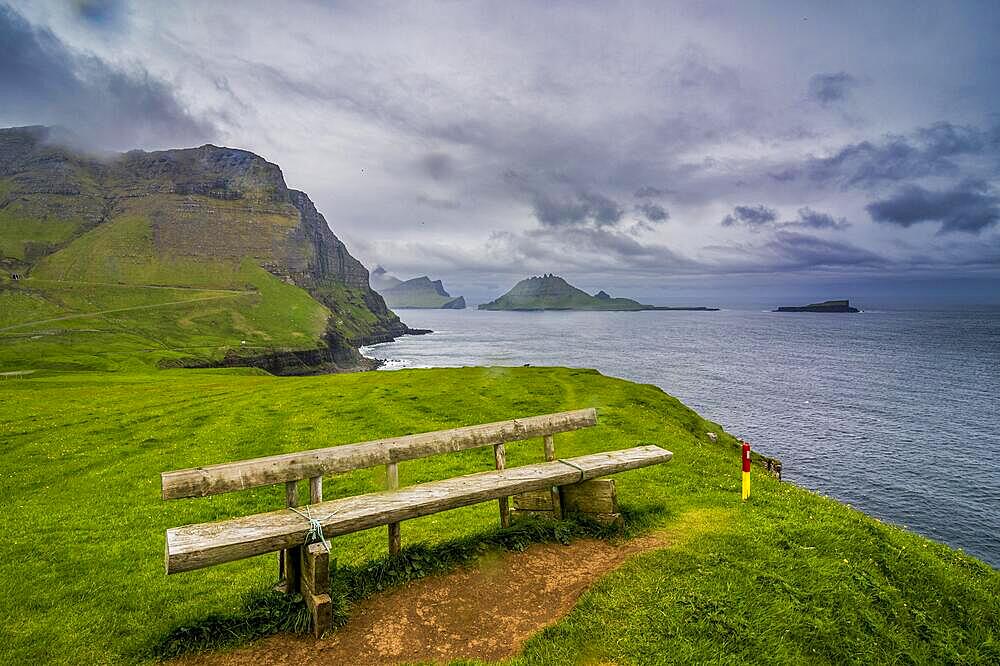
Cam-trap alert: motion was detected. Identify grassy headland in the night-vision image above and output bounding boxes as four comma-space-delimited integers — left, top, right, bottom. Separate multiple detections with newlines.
1, 366, 997, 664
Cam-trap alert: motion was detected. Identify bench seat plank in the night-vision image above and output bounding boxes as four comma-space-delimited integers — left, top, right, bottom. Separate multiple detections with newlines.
166, 445, 671, 574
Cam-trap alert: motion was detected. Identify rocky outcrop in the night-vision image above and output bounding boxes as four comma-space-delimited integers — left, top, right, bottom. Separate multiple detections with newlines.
373, 270, 466, 309
480, 275, 718, 311
775, 300, 860, 313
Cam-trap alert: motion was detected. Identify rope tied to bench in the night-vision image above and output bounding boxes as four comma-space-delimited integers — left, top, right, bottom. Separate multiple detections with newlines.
557, 458, 587, 483
288, 505, 333, 553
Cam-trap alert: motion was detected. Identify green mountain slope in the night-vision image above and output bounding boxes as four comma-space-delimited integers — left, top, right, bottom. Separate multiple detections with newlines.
0, 125, 409, 371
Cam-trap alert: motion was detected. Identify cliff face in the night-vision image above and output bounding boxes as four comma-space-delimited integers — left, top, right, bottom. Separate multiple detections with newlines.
371, 268, 466, 309
0, 125, 406, 355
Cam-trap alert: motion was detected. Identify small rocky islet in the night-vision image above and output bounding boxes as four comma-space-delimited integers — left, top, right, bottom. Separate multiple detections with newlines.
774, 299, 860, 313
478, 274, 718, 311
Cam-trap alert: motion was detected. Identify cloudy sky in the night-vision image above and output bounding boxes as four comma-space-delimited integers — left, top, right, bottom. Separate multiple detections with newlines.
3, 1, 999, 305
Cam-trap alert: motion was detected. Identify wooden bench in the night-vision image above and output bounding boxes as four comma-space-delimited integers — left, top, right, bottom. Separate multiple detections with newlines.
161, 408, 672, 636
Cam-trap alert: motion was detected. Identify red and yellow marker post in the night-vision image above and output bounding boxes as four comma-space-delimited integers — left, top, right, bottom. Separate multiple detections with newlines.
741, 440, 751, 501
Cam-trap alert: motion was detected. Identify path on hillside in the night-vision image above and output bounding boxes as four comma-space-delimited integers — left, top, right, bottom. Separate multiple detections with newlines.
176, 509, 724, 666
0, 293, 249, 332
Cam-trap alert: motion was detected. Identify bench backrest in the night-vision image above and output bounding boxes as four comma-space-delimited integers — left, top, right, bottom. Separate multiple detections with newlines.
161, 408, 597, 500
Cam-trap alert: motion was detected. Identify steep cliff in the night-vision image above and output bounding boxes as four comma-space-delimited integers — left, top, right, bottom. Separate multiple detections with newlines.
0, 125, 407, 367
371, 267, 466, 309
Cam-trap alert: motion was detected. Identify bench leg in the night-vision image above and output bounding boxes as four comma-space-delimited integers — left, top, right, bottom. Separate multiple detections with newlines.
276, 480, 301, 593
562, 478, 622, 527
299, 543, 332, 638
511, 478, 621, 527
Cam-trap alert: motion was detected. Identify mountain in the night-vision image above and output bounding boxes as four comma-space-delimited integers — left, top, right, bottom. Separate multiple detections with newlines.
0, 125, 410, 372
478, 274, 719, 311
479, 275, 646, 310
371, 267, 465, 309
775, 299, 860, 313
369, 266, 403, 291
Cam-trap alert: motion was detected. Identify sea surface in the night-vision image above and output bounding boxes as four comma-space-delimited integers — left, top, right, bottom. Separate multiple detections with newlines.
363, 306, 1000, 567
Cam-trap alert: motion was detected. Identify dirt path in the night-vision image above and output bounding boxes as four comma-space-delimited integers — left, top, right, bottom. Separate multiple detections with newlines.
0, 293, 247, 332
176, 532, 674, 666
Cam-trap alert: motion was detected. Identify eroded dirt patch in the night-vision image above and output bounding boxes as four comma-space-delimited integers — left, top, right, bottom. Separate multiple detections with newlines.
176, 509, 726, 666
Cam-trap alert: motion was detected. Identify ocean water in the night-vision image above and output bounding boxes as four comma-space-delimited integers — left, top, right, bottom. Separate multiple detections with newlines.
362, 307, 1000, 567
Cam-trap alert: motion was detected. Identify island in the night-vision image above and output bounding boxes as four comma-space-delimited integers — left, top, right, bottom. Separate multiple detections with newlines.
478, 274, 718, 311
371, 267, 466, 309
774, 299, 860, 313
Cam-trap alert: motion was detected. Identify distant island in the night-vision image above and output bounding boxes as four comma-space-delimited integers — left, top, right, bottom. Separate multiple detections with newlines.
371, 267, 466, 309
478, 274, 718, 311
775, 299, 860, 313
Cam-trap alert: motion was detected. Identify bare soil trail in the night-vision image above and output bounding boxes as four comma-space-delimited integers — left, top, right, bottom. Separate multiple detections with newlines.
175, 508, 727, 666
0, 293, 248, 332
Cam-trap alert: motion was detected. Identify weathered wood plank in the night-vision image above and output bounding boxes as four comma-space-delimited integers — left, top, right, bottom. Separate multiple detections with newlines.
282, 480, 300, 593
304, 590, 333, 639
543, 433, 561, 518
161, 408, 598, 499
300, 543, 329, 595
165, 445, 671, 573
309, 476, 323, 504
386, 462, 400, 555
494, 442, 509, 528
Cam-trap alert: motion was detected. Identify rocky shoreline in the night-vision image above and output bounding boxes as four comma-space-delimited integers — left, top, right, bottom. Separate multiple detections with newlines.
165, 327, 432, 376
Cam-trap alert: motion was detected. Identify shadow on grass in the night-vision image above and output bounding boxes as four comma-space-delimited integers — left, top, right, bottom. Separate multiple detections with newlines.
149, 514, 632, 660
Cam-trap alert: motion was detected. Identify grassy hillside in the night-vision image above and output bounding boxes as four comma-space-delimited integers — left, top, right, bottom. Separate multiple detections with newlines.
0, 262, 330, 372
0, 126, 408, 359
0, 366, 996, 664
480, 275, 648, 311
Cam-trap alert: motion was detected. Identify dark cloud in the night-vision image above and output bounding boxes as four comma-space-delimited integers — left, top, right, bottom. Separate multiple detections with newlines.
808, 72, 859, 105
763, 231, 883, 269
789, 207, 850, 231
636, 202, 669, 222
634, 185, 668, 198
0, 5, 213, 150
721, 204, 778, 228
866, 180, 1000, 234
420, 152, 455, 181
74, 0, 126, 28
799, 122, 1000, 189
527, 189, 624, 227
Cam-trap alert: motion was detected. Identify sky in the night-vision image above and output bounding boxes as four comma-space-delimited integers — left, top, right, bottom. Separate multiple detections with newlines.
2, 0, 999, 306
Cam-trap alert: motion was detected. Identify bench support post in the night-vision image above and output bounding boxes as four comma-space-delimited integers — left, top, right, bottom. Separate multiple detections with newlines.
278, 480, 301, 593
493, 442, 510, 528
299, 542, 332, 638
386, 462, 401, 555
543, 434, 562, 519
511, 478, 622, 527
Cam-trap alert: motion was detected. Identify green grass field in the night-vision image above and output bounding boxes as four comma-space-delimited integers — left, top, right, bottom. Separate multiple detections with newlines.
1, 366, 997, 664
0, 263, 330, 372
